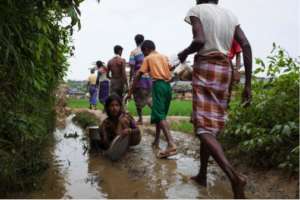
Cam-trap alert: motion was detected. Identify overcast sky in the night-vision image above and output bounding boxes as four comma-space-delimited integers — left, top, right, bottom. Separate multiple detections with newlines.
67, 0, 300, 80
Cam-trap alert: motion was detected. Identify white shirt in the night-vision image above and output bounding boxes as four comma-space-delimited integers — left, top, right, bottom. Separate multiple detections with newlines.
98, 67, 108, 82
185, 4, 239, 56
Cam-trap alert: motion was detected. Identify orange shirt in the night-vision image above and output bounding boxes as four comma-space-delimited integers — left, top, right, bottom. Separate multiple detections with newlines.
139, 51, 172, 81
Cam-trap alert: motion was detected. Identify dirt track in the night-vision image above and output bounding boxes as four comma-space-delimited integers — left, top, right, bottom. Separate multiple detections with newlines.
69, 109, 299, 199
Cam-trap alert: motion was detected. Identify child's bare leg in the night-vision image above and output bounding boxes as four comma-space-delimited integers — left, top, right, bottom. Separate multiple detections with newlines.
159, 120, 176, 150
152, 123, 160, 148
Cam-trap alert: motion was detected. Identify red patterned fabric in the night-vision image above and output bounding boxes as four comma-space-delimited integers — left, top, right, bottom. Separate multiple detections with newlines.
228, 40, 242, 60
192, 63, 232, 136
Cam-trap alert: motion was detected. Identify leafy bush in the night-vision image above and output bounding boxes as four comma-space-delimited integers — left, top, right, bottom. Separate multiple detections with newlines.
221, 44, 299, 172
0, 0, 85, 194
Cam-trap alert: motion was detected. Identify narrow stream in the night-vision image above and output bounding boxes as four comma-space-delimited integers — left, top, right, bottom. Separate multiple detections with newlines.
5, 114, 298, 199
18, 114, 232, 199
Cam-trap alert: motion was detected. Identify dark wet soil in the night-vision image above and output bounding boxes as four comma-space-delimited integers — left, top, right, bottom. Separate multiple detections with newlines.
7, 113, 299, 199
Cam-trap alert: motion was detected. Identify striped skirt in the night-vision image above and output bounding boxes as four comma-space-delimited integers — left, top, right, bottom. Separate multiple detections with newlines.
99, 80, 109, 104
192, 63, 232, 137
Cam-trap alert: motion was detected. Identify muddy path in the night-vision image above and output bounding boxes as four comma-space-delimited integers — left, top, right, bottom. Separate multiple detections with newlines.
9, 112, 298, 199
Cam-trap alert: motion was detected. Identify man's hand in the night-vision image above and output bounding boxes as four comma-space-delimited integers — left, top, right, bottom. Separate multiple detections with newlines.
178, 52, 188, 63
241, 86, 251, 107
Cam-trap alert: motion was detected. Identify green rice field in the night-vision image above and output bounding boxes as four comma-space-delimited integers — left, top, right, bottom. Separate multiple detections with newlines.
67, 98, 192, 116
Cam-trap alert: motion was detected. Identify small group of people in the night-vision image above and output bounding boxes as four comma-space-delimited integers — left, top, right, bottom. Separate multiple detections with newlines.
87, 35, 152, 125
87, 60, 109, 109
88, 35, 177, 158
88, 0, 252, 198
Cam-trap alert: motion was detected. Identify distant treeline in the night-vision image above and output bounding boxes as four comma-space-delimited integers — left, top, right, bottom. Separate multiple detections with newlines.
67, 80, 88, 93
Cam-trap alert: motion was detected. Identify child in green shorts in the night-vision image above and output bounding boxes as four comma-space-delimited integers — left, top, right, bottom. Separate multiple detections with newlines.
126, 40, 177, 158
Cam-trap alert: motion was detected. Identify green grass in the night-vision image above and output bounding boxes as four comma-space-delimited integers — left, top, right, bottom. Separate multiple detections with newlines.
67, 98, 192, 116
170, 121, 194, 134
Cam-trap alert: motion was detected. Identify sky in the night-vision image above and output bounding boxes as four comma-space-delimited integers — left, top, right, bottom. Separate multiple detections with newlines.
67, 0, 300, 80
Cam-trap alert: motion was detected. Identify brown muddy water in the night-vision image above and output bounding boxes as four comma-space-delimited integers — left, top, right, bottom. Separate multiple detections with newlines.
9, 114, 298, 199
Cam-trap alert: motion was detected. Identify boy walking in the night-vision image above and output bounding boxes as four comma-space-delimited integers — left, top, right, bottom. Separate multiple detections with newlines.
127, 40, 177, 158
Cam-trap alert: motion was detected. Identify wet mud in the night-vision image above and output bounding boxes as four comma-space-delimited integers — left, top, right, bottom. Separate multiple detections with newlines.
9, 114, 298, 199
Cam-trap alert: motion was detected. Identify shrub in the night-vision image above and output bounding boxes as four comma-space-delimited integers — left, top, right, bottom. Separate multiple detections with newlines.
221, 44, 299, 172
0, 0, 85, 194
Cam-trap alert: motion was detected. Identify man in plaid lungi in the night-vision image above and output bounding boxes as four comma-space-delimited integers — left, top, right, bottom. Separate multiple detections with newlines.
178, 0, 252, 198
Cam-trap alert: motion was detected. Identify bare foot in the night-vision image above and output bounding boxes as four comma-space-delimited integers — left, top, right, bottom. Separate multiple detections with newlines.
232, 174, 247, 199
190, 175, 207, 187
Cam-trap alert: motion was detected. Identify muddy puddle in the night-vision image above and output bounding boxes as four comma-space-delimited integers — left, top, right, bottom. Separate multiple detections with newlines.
11, 114, 298, 199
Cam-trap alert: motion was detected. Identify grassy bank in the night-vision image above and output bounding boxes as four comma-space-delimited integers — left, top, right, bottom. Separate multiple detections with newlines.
67, 98, 192, 116
73, 112, 100, 129
170, 121, 194, 134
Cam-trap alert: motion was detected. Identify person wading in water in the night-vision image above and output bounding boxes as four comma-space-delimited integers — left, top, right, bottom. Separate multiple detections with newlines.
99, 95, 141, 150
178, 0, 252, 198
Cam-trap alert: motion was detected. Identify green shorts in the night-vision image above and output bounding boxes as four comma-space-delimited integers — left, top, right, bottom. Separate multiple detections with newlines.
151, 80, 172, 124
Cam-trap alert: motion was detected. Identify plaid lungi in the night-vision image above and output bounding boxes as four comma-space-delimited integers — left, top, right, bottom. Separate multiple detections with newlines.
133, 76, 152, 109
110, 78, 125, 99
98, 80, 109, 104
192, 63, 232, 137
133, 88, 152, 109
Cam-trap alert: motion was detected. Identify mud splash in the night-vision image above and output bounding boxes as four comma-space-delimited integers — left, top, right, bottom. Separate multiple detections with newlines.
11, 114, 298, 199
